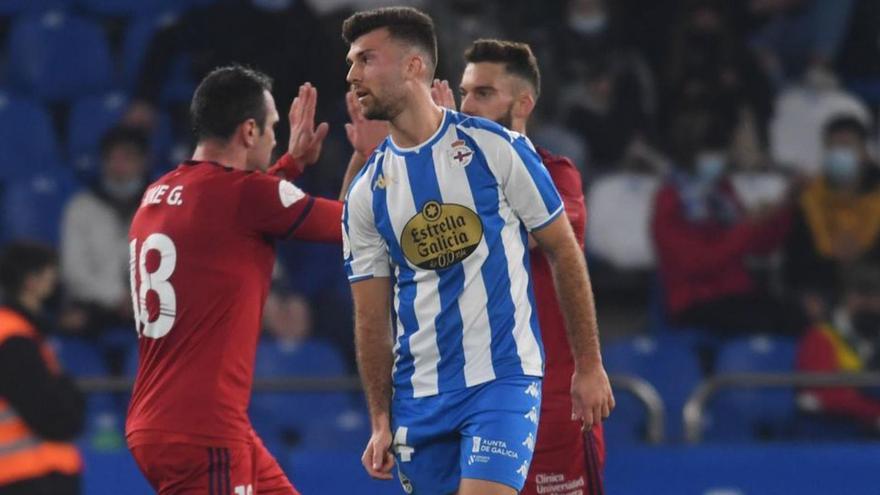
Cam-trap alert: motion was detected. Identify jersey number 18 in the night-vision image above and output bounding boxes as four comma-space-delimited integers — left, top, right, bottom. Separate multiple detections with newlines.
129, 233, 178, 339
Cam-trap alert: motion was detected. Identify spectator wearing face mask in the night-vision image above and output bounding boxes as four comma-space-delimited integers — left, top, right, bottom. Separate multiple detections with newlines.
783, 115, 880, 322
796, 264, 880, 429
60, 126, 150, 338
653, 111, 801, 335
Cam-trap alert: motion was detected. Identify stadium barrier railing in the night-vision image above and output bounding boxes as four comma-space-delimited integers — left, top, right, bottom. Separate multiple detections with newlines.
76, 373, 666, 444
683, 371, 880, 443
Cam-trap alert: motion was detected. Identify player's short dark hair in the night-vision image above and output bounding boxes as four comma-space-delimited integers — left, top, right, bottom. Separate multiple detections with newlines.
0, 242, 56, 298
190, 65, 273, 142
464, 39, 541, 98
342, 7, 437, 75
823, 114, 869, 143
100, 125, 149, 158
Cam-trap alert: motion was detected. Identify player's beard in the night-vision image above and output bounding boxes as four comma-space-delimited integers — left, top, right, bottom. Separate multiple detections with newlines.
363, 90, 405, 121
494, 105, 514, 130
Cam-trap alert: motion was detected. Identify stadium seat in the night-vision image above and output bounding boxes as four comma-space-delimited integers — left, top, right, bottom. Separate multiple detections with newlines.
602, 334, 703, 443
0, 0, 71, 15
6, 11, 113, 101
67, 92, 128, 179
286, 450, 400, 495
0, 91, 61, 183
50, 335, 125, 445
77, 0, 180, 16
1, 167, 78, 246
704, 335, 798, 442
121, 10, 181, 90
250, 339, 359, 452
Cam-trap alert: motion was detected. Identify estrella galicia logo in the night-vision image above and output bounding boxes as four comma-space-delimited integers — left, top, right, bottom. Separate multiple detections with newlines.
401, 201, 483, 270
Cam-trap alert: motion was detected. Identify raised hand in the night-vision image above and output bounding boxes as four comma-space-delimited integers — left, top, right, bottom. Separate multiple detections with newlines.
431, 79, 456, 110
288, 82, 330, 166
344, 90, 389, 158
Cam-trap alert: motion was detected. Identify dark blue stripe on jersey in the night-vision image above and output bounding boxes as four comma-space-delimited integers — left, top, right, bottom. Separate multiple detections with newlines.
404, 148, 467, 392
370, 156, 418, 397
283, 195, 316, 239
207, 448, 215, 495
222, 448, 231, 495
456, 129, 521, 375
584, 430, 604, 495
511, 137, 563, 220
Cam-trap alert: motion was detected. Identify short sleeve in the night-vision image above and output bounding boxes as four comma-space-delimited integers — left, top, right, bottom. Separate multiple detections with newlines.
342, 172, 390, 282
237, 173, 314, 238
499, 135, 564, 231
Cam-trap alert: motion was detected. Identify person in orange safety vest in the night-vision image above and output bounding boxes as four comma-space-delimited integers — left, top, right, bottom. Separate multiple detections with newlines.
0, 242, 85, 495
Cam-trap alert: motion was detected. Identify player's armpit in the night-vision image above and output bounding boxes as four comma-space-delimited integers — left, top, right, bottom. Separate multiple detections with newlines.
286, 197, 344, 243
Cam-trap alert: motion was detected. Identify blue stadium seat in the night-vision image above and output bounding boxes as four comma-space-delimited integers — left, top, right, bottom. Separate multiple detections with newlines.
67, 92, 128, 179
250, 339, 358, 452
77, 0, 179, 16
1, 167, 78, 246
6, 11, 113, 101
603, 334, 703, 443
705, 335, 798, 441
49, 335, 125, 444
0, 92, 61, 183
121, 11, 195, 104
0, 0, 71, 15
286, 450, 401, 495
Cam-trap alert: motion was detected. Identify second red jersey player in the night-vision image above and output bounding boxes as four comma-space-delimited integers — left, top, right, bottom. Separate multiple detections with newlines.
528, 147, 606, 495
127, 67, 345, 494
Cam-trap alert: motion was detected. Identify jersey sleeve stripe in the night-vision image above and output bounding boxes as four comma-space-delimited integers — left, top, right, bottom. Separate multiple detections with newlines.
282, 195, 315, 238
529, 203, 564, 232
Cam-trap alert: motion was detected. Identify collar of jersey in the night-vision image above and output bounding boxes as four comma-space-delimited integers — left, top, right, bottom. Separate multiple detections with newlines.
386, 109, 450, 155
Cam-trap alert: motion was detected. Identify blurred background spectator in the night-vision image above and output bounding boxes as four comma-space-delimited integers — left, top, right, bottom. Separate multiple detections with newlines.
0, 242, 85, 495
796, 264, 880, 432
783, 116, 880, 322
60, 126, 148, 340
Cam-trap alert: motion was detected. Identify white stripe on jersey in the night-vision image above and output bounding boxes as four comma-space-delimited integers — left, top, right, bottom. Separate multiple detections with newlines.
432, 125, 496, 387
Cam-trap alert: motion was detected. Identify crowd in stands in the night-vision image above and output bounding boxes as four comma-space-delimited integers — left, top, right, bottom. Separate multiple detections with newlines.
3, 0, 880, 446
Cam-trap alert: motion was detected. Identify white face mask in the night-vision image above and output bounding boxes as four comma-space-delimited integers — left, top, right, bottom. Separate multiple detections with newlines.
695, 152, 726, 183
823, 146, 860, 185
569, 14, 607, 35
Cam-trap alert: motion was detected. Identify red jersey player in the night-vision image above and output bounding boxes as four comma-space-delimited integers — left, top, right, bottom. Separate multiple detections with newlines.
127, 66, 347, 494
432, 41, 608, 494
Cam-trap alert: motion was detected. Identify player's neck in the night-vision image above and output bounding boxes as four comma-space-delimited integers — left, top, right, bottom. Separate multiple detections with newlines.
389, 88, 444, 149
192, 141, 249, 171
512, 119, 527, 135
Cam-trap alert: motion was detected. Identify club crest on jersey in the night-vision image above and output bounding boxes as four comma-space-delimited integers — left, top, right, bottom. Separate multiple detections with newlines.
400, 200, 484, 270
447, 140, 474, 168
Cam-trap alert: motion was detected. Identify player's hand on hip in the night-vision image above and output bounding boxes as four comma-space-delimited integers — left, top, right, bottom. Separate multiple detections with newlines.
344, 90, 388, 159
362, 427, 395, 480
431, 79, 456, 110
288, 82, 330, 166
570, 364, 615, 429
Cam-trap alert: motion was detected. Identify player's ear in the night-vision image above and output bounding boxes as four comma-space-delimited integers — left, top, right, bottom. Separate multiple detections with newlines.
241, 119, 258, 148
405, 53, 424, 82
513, 90, 536, 120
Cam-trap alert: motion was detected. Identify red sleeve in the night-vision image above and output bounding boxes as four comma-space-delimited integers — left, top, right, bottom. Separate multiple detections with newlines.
749, 206, 793, 254
652, 185, 758, 277
545, 156, 586, 248
796, 329, 880, 422
286, 197, 343, 243
236, 173, 316, 238
266, 153, 304, 182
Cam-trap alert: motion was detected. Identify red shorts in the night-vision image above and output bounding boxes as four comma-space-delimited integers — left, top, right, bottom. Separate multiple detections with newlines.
522, 419, 606, 495
130, 432, 298, 495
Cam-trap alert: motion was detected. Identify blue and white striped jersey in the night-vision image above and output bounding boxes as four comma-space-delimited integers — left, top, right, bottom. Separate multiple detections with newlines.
342, 110, 563, 399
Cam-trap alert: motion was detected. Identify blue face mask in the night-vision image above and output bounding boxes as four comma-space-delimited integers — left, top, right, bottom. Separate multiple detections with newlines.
569, 14, 607, 35
695, 152, 726, 183
824, 147, 860, 185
